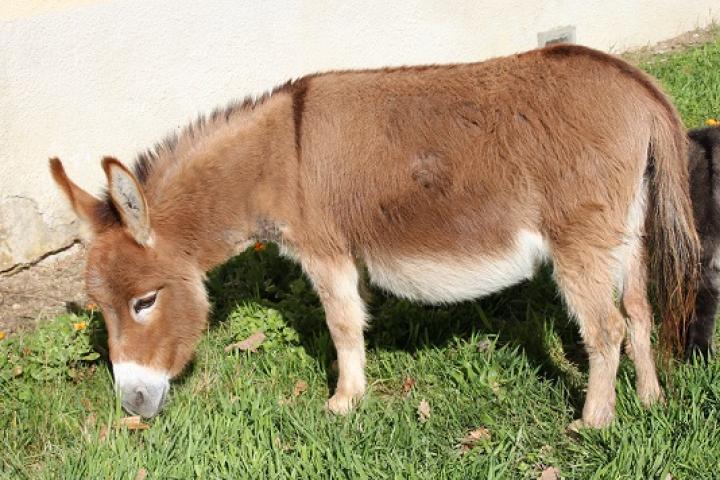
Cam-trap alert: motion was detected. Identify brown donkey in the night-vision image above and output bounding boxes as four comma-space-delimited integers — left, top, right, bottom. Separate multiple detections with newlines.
50, 44, 699, 427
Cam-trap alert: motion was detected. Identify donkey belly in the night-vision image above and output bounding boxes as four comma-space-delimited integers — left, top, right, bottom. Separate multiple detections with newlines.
364, 230, 549, 304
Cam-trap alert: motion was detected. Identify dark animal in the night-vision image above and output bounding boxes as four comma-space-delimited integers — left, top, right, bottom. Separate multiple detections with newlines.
687, 125, 720, 358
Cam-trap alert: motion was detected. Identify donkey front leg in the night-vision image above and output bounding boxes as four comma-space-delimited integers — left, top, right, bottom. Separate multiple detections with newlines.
303, 256, 368, 414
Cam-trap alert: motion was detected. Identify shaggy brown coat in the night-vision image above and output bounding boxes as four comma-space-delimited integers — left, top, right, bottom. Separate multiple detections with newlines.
51, 44, 699, 427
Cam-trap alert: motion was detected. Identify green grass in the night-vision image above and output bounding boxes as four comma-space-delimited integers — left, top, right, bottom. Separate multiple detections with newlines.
641, 29, 720, 128
3, 37, 720, 479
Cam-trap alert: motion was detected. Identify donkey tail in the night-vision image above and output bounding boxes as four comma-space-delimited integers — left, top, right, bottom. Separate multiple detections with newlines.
646, 104, 701, 357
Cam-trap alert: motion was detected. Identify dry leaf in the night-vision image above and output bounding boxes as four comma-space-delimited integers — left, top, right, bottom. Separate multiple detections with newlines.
417, 399, 431, 423
540, 466, 560, 480
225, 331, 266, 353
462, 427, 491, 444
134, 468, 148, 480
273, 436, 293, 452
293, 380, 308, 397
458, 427, 491, 453
81, 397, 93, 411
81, 413, 97, 441
98, 424, 109, 442
117, 415, 150, 430
11, 365, 22, 377
402, 376, 416, 396
84, 412, 97, 429
477, 339, 492, 352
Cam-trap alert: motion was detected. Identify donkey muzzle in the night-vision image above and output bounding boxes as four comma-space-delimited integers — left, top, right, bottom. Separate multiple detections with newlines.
112, 362, 170, 418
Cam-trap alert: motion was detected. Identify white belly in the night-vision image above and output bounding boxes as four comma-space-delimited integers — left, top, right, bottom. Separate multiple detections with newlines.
365, 230, 549, 304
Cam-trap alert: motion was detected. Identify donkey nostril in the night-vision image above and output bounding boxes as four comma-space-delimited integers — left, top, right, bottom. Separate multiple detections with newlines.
133, 388, 146, 408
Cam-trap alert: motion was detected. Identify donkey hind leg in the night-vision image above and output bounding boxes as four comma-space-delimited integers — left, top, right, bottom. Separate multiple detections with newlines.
303, 256, 367, 414
621, 243, 663, 405
554, 251, 626, 428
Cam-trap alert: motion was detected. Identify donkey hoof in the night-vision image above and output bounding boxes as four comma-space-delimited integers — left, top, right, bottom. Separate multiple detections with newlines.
566, 419, 588, 435
685, 343, 713, 362
638, 382, 664, 407
580, 409, 615, 429
326, 393, 358, 415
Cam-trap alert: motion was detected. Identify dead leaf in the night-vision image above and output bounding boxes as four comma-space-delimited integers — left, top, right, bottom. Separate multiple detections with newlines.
273, 436, 293, 452
81, 412, 97, 441
225, 331, 266, 353
462, 427, 491, 444
117, 416, 150, 430
477, 339, 492, 352
81, 397, 93, 411
401, 376, 415, 396
293, 380, 308, 397
98, 424, 109, 442
11, 365, 22, 377
84, 412, 97, 429
417, 399, 431, 423
134, 468, 148, 480
457, 427, 491, 453
540, 466, 560, 480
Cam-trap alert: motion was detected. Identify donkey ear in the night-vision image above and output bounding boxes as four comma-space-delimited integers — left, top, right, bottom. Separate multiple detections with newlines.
102, 157, 152, 246
49, 157, 105, 237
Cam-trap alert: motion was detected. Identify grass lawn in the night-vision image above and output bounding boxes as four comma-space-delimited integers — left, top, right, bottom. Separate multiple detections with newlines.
2, 36, 720, 479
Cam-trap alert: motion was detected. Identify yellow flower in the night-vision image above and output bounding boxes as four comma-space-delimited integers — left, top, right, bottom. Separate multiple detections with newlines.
85, 302, 98, 311
253, 242, 267, 252
73, 321, 88, 331
0, 331, 5, 341
707, 118, 719, 126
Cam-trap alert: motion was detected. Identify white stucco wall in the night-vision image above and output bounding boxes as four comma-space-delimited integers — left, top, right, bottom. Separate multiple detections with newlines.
1, 0, 717, 269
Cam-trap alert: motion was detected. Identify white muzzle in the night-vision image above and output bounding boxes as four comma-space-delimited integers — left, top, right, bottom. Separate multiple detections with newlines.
112, 362, 170, 418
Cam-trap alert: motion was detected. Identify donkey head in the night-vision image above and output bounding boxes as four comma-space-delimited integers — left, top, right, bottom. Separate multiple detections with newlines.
50, 157, 209, 417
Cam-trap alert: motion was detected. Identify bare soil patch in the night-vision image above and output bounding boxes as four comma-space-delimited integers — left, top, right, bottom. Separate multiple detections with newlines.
0, 243, 87, 335
623, 24, 719, 63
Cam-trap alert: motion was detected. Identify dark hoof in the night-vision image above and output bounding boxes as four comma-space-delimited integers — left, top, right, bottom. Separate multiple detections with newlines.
685, 342, 713, 362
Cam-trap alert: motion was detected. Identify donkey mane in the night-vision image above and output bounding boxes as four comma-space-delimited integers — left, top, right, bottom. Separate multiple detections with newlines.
96, 78, 307, 227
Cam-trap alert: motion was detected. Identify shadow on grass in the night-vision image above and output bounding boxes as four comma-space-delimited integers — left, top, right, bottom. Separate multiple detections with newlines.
206, 245, 589, 410
63, 244, 589, 410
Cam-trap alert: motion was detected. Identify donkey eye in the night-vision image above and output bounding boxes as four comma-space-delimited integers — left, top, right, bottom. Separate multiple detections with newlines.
132, 292, 157, 314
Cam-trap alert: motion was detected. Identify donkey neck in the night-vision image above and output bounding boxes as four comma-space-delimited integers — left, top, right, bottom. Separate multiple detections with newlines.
146, 92, 300, 270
